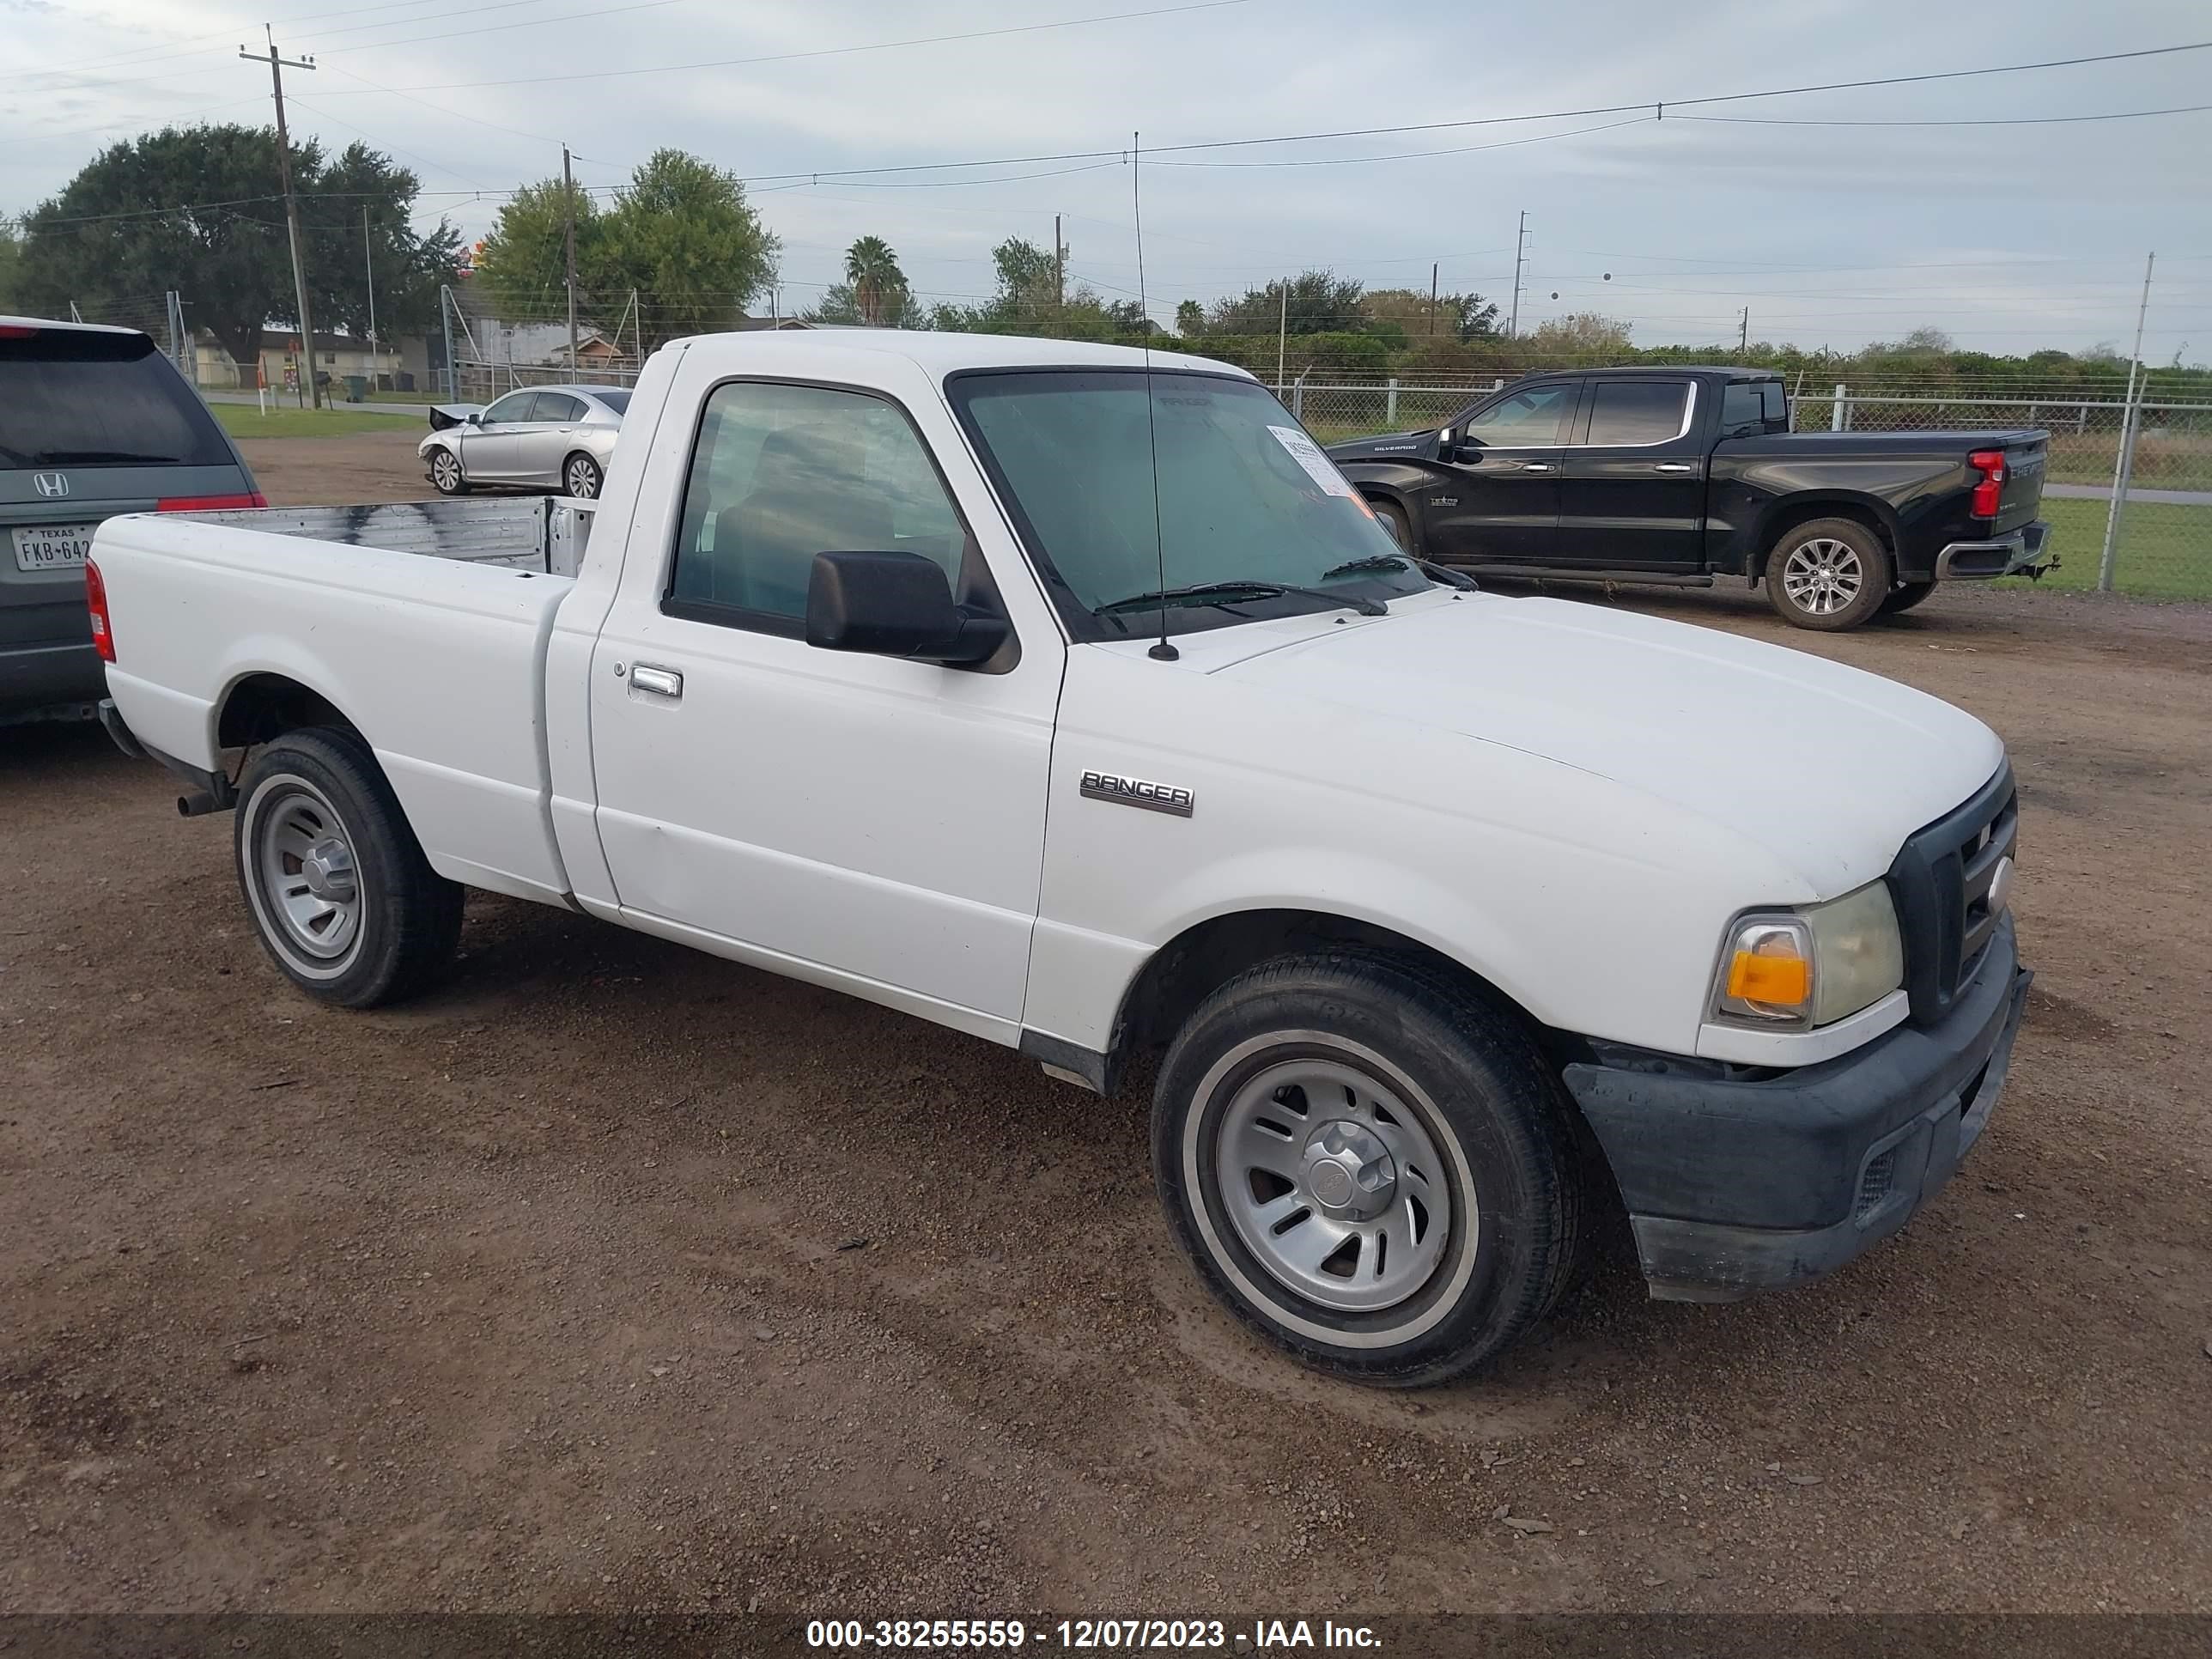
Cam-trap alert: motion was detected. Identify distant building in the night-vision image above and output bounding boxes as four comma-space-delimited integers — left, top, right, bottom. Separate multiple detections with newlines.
193, 329, 403, 392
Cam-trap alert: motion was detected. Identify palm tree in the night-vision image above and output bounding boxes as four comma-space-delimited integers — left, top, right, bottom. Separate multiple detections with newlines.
843, 235, 906, 327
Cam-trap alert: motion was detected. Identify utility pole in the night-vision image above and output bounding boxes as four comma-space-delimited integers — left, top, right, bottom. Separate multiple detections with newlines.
562, 145, 580, 372
1276, 277, 1288, 390
1508, 210, 1528, 339
1054, 214, 1065, 321
2099, 251, 2156, 592
1430, 261, 1438, 335
1739, 306, 1749, 356
242, 28, 322, 409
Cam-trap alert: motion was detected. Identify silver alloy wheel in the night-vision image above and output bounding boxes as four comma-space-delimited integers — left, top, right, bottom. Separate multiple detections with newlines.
1780, 536, 1864, 616
1214, 1056, 1457, 1313
565, 454, 600, 498
431, 450, 462, 492
249, 781, 363, 969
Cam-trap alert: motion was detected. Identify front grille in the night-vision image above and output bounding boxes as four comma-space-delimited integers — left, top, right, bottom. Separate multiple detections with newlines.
1886, 764, 2016, 1026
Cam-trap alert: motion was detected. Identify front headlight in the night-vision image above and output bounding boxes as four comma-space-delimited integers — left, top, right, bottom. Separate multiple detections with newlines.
1711, 882, 1904, 1030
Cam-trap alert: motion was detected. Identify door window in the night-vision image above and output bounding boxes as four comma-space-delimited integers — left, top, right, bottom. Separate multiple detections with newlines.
481, 391, 537, 425
1584, 381, 1692, 446
666, 380, 967, 631
1457, 384, 1577, 447
535, 393, 586, 423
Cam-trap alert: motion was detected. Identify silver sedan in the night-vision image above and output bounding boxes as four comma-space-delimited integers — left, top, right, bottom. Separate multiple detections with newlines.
420, 385, 628, 499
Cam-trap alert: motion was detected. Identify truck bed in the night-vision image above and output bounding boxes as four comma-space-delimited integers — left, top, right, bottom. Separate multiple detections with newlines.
91, 501, 582, 908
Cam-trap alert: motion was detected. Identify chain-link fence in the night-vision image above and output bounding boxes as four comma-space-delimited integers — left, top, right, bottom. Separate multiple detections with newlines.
1278, 374, 2211, 601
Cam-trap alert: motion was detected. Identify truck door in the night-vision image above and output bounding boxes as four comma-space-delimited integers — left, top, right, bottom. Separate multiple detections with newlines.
582, 368, 1062, 1038
1423, 381, 1575, 567
1552, 378, 1705, 573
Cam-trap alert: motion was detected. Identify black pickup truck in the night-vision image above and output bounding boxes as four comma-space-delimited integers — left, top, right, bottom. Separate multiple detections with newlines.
1327, 366, 2053, 629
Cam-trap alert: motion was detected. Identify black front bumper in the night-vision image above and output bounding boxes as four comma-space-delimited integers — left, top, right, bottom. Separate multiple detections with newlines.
1564, 915, 2029, 1302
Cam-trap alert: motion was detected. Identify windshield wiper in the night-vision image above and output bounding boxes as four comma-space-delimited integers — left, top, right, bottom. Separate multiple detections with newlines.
1323, 552, 1480, 592
1097, 579, 1387, 619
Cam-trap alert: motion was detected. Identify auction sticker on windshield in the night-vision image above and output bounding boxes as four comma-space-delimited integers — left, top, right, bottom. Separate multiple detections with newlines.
1267, 425, 1358, 498
12, 524, 95, 572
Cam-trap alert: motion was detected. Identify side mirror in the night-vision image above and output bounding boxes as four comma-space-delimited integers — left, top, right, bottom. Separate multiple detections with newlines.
466, 411, 483, 425
805, 550, 1007, 665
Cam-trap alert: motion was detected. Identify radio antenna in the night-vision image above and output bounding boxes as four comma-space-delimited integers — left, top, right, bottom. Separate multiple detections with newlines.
1133, 129, 1176, 662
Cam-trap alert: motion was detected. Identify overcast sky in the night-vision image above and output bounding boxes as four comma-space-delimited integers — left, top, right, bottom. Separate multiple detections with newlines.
5, 0, 2209, 356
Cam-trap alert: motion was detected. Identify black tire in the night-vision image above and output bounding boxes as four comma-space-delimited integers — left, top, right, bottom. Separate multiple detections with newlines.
1763, 516, 1893, 630
1369, 496, 1413, 553
1879, 580, 1938, 616
563, 452, 603, 500
428, 447, 467, 495
1152, 953, 1589, 1388
233, 726, 463, 1009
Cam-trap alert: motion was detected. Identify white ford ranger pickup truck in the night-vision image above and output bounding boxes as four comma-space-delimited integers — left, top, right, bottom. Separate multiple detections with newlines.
90, 331, 2030, 1387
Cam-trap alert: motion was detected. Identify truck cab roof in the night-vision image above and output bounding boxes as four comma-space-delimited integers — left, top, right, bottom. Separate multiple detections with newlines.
1518, 365, 1781, 382
666, 326, 1251, 380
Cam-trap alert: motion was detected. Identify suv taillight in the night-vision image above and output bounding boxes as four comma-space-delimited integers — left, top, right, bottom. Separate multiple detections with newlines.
86, 559, 115, 663
156, 491, 267, 512
1968, 449, 2006, 518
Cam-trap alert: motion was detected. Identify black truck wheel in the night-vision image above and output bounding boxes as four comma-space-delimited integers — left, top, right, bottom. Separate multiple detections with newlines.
1765, 517, 1893, 630
1152, 953, 1589, 1388
234, 726, 464, 1008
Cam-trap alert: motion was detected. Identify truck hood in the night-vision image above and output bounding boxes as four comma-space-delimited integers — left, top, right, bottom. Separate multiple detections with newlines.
1208, 595, 2003, 896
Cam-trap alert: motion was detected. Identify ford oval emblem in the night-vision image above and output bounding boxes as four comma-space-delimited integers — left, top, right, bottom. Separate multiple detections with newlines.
1986, 854, 2015, 916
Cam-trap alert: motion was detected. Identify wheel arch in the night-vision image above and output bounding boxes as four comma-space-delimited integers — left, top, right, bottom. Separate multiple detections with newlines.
1103, 907, 1547, 1094
216, 670, 364, 751
1750, 494, 1899, 581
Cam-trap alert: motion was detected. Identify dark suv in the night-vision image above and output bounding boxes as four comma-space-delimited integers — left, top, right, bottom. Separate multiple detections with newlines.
2, 317, 263, 720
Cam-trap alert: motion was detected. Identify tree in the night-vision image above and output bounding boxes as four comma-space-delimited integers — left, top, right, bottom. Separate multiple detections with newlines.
1528, 312, 1635, 356
1901, 326, 1954, 354
0, 217, 21, 312
842, 234, 909, 327
807, 279, 927, 329
1206, 270, 1365, 336
599, 150, 779, 349
476, 149, 778, 349
15, 124, 461, 371
1360, 286, 1498, 343
1174, 299, 1204, 336
472, 176, 598, 323
306, 143, 462, 343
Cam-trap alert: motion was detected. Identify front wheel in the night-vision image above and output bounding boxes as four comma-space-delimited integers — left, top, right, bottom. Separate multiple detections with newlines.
234, 726, 463, 1008
428, 447, 466, 495
1152, 954, 1589, 1387
563, 453, 603, 499
1764, 517, 1892, 630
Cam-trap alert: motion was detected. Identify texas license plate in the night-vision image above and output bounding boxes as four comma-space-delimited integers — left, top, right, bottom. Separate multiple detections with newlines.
11, 524, 96, 572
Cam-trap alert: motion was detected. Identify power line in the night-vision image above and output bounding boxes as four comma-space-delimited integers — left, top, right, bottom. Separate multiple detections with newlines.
1674, 103, 2212, 128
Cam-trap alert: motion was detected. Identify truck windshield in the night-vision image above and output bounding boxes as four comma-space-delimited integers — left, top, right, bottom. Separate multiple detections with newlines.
949, 368, 1428, 641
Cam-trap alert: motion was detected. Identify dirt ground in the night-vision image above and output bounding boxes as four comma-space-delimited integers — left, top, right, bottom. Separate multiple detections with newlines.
3, 433, 2208, 1632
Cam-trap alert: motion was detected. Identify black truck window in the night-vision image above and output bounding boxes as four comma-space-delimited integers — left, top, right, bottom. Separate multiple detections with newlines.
1584, 381, 1691, 446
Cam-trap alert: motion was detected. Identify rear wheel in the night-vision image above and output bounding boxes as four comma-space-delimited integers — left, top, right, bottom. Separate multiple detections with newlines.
1152, 954, 1589, 1388
1879, 580, 1938, 616
234, 726, 463, 1008
1764, 517, 1892, 630
428, 447, 466, 495
563, 452, 603, 500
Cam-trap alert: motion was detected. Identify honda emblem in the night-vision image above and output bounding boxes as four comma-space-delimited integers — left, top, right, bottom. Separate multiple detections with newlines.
33, 472, 70, 499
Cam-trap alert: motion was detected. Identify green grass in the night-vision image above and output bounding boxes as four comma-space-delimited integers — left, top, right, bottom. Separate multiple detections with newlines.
2000, 496, 2212, 601
215, 404, 424, 439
